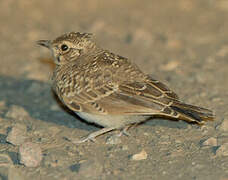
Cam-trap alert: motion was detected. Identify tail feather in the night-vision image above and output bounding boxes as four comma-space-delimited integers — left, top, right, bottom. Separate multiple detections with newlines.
170, 102, 214, 124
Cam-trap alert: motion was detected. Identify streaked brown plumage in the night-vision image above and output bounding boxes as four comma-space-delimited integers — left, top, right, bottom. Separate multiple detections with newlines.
37, 32, 214, 143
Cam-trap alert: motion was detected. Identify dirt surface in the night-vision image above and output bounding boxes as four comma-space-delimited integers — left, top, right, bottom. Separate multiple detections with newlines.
0, 0, 228, 179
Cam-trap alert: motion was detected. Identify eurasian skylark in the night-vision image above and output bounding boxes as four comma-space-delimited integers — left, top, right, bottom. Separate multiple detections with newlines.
37, 32, 214, 143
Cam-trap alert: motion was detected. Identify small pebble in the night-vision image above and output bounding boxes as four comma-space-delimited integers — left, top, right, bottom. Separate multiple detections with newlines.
5, 105, 30, 121
121, 145, 129, 151
143, 132, 149, 136
216, 143, 228, 157
160, 61, 180, 71
202, 137, 217, 146
131, 150, 148, 161
6, 124, 27, 146
19, 142, 42, 167
106, 135, 122, 144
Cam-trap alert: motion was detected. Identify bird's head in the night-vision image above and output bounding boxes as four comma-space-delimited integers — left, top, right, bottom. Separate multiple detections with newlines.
37, 32, 98, 65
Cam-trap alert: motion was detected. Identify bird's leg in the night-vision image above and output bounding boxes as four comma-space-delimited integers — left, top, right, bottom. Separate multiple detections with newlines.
74, 127, 116, 143
118, 125, 132, 137
120, 126, 131, 136
118, 123, 140, 137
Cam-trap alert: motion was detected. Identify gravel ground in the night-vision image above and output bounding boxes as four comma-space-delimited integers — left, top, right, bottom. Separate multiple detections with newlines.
0, 0, 228, 179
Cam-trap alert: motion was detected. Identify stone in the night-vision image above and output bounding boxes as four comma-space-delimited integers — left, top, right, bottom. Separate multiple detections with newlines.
6, 124, 27, 146
160, 61, 180, 71
19, 142, 42, 167
5, 105, 30, 121
131, 150, 148, 161
202, 137, 217, 146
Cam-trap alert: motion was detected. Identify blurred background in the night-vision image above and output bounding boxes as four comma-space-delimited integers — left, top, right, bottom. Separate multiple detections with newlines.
1, 0, 227, 83
0, 0, 228, 179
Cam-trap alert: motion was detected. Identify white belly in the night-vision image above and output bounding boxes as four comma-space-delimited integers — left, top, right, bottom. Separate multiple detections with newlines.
76, 112, 149, 128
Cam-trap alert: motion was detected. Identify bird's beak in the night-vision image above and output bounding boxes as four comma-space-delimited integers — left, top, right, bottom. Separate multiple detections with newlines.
36, 40, 51, 48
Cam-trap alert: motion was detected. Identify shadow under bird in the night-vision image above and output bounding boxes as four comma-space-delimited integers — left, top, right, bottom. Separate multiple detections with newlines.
37, 32, 214, 143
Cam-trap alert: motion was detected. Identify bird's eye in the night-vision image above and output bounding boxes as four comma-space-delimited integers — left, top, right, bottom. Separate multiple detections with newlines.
61, 44, 68, 51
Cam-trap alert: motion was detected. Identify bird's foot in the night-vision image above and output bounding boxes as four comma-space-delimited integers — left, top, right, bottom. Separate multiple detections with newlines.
73, 127, 115, 144
73, 135, 96, 144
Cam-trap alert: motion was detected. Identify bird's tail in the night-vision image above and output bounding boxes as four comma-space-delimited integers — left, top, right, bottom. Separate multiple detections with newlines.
170, 102, 214, 124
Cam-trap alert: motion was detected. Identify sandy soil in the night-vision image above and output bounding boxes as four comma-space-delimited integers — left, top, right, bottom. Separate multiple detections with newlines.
0, 0, 228, 179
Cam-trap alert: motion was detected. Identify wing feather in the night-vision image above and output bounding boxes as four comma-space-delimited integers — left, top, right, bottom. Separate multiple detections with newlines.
54, 50, 179, 117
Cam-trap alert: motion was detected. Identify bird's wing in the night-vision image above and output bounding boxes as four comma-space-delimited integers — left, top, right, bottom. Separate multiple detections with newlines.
63, 77, 179, 117
58, 51, 179, 117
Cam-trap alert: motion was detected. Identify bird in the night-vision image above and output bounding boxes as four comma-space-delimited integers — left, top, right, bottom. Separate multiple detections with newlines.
37, 32, 214, 143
